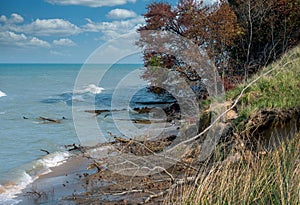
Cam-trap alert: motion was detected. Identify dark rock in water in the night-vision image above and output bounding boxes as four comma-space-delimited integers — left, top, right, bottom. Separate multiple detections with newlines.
134, 101, 176, 105
85, 109, 110, 116
40, 149, 50, 155
65, 143, 82, 152
133, 107, 152, 114
38, 116, 61, 124
133, 119, 152, 124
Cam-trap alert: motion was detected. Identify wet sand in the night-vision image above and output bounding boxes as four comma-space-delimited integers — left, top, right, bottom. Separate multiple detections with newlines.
16, 155, 92, 205
15, 123, 192, 205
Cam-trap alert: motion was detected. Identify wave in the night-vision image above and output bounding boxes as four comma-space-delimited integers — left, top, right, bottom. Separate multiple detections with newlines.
41, 84, 104, 105
0, 151, 70, 204
0, 90, 6, 98
74, 84, 104, 95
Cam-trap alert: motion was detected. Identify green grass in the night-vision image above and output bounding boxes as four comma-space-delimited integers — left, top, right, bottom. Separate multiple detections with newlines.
166, 131, 300, 205
165, 46, 300, 205
226, 46, 300, 122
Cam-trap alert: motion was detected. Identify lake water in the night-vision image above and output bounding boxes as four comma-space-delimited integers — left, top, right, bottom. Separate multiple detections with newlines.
0, 64, 173, 204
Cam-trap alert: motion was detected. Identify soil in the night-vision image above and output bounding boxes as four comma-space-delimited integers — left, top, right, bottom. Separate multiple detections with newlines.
18, 106, 300, 205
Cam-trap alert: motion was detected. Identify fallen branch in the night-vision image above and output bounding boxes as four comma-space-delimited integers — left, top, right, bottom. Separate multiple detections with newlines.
40, 149, 50, 155
38, 116, 61, 123
167, 58, 298, 153
103, 189, 155, 196
140, 177, 195, 204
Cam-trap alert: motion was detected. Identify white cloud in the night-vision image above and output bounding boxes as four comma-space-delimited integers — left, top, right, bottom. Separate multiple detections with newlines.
6, 31, 27, 41
10, 13, 24, 23
0, 15, 81, 37
0, 13, 24, 24
16, 19, 81, 36
29, 37, 51, 47
84, 16, 144, 39
53, 38, 76, 46
0, 31, 50, 48
107, 9, 137, 19
0, 15, 7, 23
45, 0, 136, 7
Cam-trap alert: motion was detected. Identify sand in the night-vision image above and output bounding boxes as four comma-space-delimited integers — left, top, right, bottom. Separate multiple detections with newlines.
14, 124, 195, 205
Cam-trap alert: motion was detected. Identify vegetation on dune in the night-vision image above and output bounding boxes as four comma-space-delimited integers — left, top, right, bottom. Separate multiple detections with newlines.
227, 46, 300, 126
138, 0, 300, 91
166, 131, 300, 205
78, 0, 300, 205
161, 45, 300, 205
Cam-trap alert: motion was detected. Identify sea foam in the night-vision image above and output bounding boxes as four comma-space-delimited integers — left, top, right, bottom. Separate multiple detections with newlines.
74, 84, 104, 94
0, 151, 70, 204
0, 90, 6, 98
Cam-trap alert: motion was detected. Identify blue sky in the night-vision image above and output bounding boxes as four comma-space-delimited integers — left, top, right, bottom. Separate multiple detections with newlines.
0, 0, 171, 63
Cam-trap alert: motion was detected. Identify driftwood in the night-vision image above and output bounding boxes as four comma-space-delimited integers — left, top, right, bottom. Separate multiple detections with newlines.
38, 116, 61, 123
65, 143, 82, 152
114, 136, 131, 143
87, 160, 106, 173
135, 101, 176, 105
133, 119, 152, 124
40, 149, 50, 155
133, 107, 152, 114
84, 109, 110, 116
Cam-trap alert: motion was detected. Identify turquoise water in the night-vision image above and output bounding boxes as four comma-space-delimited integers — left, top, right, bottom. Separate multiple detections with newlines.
0, 64, 162, 203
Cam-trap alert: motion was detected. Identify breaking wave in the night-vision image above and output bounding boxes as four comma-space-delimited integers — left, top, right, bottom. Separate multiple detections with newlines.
74, 84, 104, 95
0, 90, 6, 98
0, 151, 71, 204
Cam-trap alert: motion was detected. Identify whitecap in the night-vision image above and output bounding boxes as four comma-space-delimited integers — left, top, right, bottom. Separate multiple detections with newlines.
0, 172, 32, 205
0, 90, 6, 98
72, 95, 85, 102
0, 151, 71, 204
36, 151, 70, 171
74, 84, 104, 95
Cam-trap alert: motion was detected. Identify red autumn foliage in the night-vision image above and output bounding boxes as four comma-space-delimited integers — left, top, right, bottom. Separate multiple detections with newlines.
138, 0, 300, 92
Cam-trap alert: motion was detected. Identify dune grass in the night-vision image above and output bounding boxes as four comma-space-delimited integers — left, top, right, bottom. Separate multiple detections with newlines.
167, 131, 300, 205
165, 46, 300, 205
226, 46, 300, 125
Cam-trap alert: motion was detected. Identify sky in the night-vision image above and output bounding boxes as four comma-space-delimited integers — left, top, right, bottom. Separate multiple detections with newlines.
0, 0, 173, 63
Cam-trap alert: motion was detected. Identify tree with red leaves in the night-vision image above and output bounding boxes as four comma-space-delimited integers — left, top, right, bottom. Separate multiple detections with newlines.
138, 0, 300, 92
138, 0, 241, 93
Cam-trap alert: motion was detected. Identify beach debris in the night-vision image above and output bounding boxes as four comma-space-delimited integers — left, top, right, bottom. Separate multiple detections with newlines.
114, 136, 131, 143
40, 149, 50, 155
84, 109, 110, 116
87, 160, 106, 173
133, 119, 152, 124
133, 107, 152, 114
25, 189, 46, 199
38, 116, 61, 124
65, 143, 82, 152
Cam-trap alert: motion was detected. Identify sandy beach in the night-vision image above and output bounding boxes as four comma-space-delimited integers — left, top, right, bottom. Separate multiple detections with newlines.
14, 122, 196, 205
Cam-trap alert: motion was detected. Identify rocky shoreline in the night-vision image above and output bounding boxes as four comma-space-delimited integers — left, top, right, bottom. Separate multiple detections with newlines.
15, 103, 300, 204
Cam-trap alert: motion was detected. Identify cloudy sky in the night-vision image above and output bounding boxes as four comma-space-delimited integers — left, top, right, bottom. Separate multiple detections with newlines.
0, 0, 172, 63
